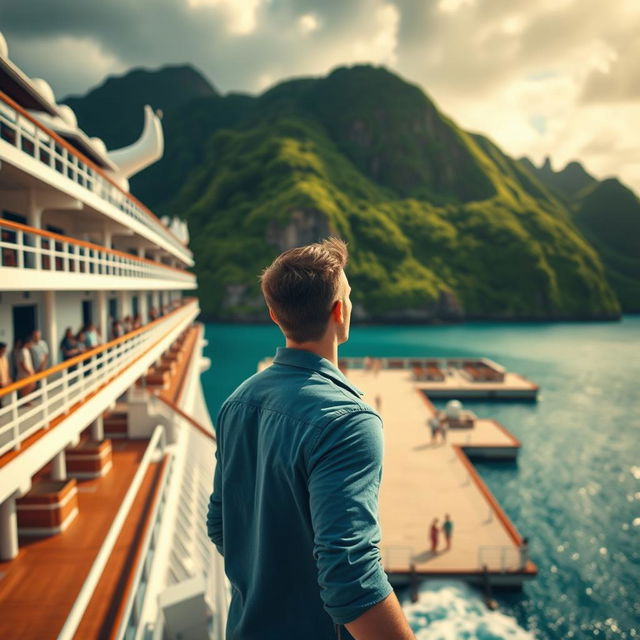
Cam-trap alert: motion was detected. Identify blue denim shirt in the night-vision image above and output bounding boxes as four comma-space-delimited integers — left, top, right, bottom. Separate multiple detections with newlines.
207, 347, 392, 639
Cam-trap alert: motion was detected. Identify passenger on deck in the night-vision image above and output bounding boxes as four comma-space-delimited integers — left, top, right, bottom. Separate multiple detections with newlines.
30, 329, 49, 373
110, 318, 123, 340
84, 324, 100, 348
0, 342, 12, 407
16, 335, 36, 398
207, 237, 415, 640
60, 328, 82, 360
75, 330, 88, 351
9, 338, 22, 382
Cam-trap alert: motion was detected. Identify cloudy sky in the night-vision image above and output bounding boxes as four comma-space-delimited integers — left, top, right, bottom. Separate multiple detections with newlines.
2, 0, 640, 193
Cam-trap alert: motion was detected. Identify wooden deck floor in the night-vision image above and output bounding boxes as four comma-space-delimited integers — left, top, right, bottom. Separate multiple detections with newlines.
0, 440, 158, 640
346, 368, 536, 583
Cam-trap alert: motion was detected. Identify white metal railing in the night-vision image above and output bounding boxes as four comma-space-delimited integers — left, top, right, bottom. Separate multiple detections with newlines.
0, 299, 197, 458
116, 451, 175, 640
0, 218, 195, 285
57, 425, 167, 640
0, 93, 191, 261
478, 545, 525, 572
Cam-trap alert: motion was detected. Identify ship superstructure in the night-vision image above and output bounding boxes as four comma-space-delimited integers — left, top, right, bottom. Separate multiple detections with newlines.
0, 32, 226, 639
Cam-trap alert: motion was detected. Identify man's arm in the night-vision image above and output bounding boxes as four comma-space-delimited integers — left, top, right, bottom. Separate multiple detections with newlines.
346, 592, 414, 640
206, 443, 224, 555
307, 411, 415, 639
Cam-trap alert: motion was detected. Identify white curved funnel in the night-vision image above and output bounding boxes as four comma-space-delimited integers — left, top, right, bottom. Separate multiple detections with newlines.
108, 105, 164, 179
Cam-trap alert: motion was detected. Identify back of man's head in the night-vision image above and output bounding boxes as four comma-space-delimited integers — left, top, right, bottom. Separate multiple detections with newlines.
260, 237, 348, 343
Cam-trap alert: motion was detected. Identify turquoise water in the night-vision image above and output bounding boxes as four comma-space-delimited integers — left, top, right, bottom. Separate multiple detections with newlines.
201, 318, 640, 639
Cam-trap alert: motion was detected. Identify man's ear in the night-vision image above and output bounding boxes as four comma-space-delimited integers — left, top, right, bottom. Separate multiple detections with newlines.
331, 300, 343, 324
268, 308, 279, 325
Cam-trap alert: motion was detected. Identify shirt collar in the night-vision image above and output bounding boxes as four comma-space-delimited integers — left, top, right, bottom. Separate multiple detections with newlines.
273, 347, 363, 398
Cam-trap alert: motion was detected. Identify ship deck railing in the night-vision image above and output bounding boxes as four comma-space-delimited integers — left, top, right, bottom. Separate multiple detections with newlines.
0, 90, 191, 263
56, 424, 168, 640
0, 217, 196, 286
0, 298, 197, 460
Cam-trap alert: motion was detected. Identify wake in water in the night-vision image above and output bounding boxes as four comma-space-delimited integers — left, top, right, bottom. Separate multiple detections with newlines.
401, 580, 535, 640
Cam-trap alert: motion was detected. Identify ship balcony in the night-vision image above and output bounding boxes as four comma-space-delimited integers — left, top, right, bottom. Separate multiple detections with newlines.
0, 91, 192, 266
0, 218, 196, 290
0, 297, 199, 471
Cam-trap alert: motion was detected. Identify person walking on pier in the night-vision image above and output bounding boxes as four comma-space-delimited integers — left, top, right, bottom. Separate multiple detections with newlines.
430, 518, 440, 553
428, 415, 439, 444
438, 412, 449, 443
442, 514, 454, 550
207, 238, 415, 640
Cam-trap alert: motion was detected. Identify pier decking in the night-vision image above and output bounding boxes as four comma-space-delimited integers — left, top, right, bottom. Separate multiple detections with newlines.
345, 366, 537, 587
341, 357, 539, 400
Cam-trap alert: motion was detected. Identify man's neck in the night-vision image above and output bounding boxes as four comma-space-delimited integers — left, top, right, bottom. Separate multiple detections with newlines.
285, 337, 338, 367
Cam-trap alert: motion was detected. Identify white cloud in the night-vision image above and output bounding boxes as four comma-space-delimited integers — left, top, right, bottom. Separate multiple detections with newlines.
437, 0, 476, 14
2, 0, 640, 193
7, 35, 127, 99
298, 13, 320, 34
186, 0, 263, 35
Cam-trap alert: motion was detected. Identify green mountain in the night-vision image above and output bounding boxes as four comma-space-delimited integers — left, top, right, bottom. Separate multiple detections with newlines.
571, 179, 640, 311
523, 157, 639, 311
63, 65, 218, 149
521, 156, 596, 203
66, 64, 625, 321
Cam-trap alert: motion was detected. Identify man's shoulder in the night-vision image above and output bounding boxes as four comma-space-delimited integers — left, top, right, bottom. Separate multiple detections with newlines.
218, 363, 377, 426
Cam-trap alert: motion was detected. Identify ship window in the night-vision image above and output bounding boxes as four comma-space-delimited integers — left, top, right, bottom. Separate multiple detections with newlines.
39, 148, 51, 165
0, 121, 16, 145
21, 136, 35, 156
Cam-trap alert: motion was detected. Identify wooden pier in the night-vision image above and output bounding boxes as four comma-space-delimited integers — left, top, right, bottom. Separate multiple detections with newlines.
341, 357, 539, 400
344, 366, 537, 588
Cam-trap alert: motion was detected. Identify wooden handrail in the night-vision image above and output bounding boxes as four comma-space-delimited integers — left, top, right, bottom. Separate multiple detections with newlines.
0, 297, 197, 398
0, 90, 189, 251
154, 393, 216, 442
0, 217, 194, 276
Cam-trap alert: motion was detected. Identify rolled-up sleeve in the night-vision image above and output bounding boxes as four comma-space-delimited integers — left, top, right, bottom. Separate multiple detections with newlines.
307, 410, 393, 625
207, 443, 224, 555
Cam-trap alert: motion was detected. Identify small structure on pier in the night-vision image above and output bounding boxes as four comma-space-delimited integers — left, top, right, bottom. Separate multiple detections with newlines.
342, 356, 538, 400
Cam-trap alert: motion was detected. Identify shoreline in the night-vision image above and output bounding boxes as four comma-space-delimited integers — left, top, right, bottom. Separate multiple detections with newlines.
196, 313, 630, 326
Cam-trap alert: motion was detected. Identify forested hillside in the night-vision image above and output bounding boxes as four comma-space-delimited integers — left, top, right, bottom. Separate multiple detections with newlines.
65, 64, 635, 321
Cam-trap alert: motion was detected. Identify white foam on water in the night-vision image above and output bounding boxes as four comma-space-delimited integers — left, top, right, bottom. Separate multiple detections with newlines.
401, 580, 536, 640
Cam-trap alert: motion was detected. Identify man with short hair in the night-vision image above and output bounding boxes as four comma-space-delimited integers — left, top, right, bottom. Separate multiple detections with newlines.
207, 238, 415, 640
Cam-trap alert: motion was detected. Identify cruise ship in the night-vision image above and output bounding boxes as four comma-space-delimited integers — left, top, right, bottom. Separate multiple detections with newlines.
0, 32, 227, 639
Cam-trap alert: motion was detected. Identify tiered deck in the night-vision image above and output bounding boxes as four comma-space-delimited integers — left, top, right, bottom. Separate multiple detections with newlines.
0, 439, 159, 639
345, 367, 537, 587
